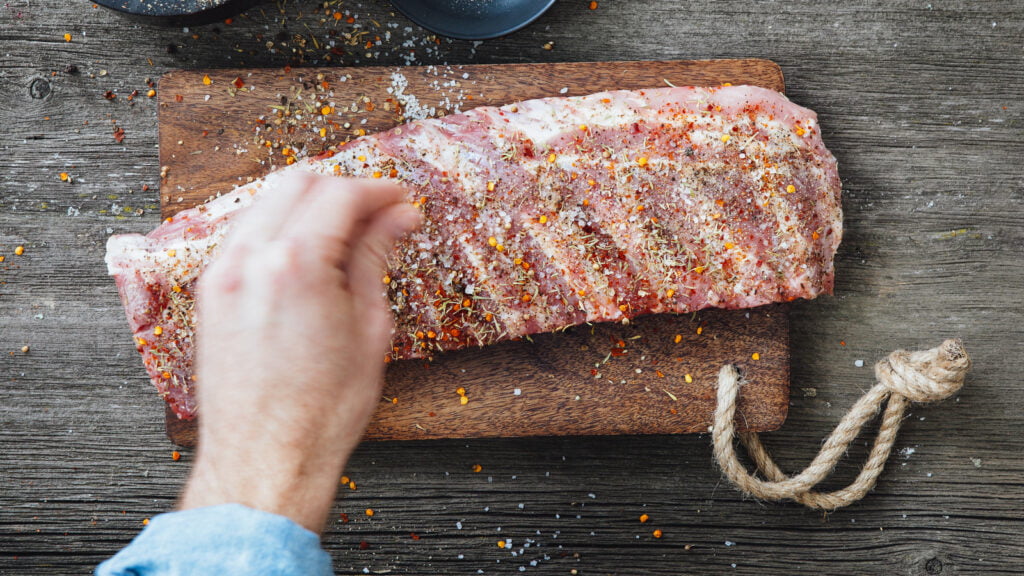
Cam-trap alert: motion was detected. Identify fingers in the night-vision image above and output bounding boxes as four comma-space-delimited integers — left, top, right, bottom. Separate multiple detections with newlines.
276, 177, 410, 269
221, 173, 316, 252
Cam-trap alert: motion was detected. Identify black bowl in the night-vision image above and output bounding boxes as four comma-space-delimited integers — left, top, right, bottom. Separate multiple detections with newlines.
390, 0, 556, 40
93, 0, 262, 25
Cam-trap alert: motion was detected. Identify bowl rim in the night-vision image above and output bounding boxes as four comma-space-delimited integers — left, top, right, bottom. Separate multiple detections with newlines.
390, 0, 557, 41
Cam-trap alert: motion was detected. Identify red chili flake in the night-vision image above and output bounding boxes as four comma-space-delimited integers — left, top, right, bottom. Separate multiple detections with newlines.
201, 130, 209, 138
232, 77, 244, 89
610, 347, 627, 357
141, 184, 149, 191
103, 91, 116, 100
113, 126, 125, 143
358, 541, 370, 550
174, 94, 183, 103
410, 532, 421, 541
339, 513, 350, 523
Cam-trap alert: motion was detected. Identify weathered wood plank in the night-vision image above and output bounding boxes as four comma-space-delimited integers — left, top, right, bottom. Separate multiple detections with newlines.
1, 0, 1022, 574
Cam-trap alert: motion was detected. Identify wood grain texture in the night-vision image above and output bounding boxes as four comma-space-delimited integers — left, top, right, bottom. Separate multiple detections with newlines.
2, 0, 1022, 574
157, 60, 783, 212
159, 59, 789, 446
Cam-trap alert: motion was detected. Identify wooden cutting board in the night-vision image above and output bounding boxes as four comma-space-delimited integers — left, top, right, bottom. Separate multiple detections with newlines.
158, 59, 790, 446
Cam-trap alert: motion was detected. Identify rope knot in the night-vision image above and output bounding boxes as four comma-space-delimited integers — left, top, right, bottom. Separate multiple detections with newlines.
875, 338, 971, 403
713, 338, 971, 510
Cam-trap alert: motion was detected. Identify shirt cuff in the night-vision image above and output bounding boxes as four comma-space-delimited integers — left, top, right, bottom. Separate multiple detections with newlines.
96, 503, 333, 576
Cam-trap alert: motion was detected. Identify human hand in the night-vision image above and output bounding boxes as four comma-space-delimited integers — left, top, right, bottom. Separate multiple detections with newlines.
179, 174, 419, 532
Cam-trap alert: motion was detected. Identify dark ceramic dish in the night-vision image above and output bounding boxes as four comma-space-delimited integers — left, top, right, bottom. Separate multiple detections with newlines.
390, 0, 557, 40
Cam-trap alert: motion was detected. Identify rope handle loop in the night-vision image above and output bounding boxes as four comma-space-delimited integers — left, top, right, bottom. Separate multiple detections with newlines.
713, 339, 970, 510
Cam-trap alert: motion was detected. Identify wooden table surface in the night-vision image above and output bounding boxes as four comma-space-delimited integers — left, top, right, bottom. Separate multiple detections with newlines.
1, 1, 1021, 574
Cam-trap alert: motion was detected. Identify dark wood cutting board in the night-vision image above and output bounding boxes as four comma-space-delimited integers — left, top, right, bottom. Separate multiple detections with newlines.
158, 59, 790, 446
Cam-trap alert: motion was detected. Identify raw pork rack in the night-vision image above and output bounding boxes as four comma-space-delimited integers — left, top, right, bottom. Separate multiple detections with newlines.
106, 85, 842, 419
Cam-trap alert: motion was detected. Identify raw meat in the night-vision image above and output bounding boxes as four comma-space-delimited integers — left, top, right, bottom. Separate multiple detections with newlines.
106, 84, 842, 419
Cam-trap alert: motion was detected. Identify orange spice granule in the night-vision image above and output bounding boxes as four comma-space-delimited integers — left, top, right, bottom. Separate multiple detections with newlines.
673, 334, 682, 344
589, 1, 598, 9
14, 246, 24, 256
63, 33, 72, 42
639, 514, 649, 523
171, 451, 181, 461
652, 529, 663, 538
471, 464, 482, 473
202, 74, 211, 86
751, 352, 761, 360
365, 508, 374, 517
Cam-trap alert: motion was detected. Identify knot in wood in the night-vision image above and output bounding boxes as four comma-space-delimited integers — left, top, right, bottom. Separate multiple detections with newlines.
29, 77, 51, 100
875, 339, 970, 403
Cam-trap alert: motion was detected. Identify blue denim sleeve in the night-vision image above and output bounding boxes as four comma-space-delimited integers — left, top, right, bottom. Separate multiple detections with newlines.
96, 503, 333, 576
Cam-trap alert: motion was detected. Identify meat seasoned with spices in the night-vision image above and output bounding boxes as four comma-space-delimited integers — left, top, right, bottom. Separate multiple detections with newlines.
106, 85, 842, 419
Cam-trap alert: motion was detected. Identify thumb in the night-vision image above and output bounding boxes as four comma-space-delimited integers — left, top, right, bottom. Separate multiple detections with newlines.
347, 202, 421, 314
